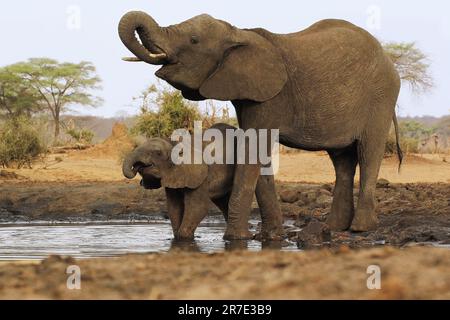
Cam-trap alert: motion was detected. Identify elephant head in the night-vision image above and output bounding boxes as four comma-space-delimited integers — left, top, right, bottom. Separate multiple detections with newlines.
122, 138, 208, 189
118, 11, 287, 102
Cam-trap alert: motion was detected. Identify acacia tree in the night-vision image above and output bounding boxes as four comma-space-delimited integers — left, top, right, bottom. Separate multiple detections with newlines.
382, 42, 436, 155
0, 67, 42, 118
9, 58, 102, 141
383, 42, 433, 93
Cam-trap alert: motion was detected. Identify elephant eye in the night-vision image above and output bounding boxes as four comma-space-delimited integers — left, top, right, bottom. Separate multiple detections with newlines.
190, 36, 199, 44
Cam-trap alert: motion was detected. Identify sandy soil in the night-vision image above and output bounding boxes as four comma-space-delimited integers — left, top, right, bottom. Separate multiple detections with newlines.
0, 247, 449, 299
5, 151, 450, 184
0, 127, 449, 299
277, 152, 450, 183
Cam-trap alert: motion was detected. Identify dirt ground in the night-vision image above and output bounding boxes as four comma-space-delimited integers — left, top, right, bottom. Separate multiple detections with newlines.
0, 247, 449, 299
0, 127, 449, 299
277, 152, 450, 183
4, 148, 449, 184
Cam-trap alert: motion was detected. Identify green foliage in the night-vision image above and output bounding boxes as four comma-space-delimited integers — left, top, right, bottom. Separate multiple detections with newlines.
0, 117, 45, 168
0, 67, 42, 118
385, 135, 419, 155
66, 128, 95, 144
131, 84, 201, 138
6, 58, 103, 140
383, 42, 433, 93
385, 120, 435, 155
399, 120, 435, 139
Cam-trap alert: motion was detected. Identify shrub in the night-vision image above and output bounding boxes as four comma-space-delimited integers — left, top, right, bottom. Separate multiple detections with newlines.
131, 88, 201, 138
66, 127, 95, 144
0, 117, 45, 168
385, 133, 419, 156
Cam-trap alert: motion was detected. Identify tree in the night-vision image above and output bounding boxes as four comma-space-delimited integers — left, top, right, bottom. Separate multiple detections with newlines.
8, 58, 102, 141
0, 67, 42, 118
131, 84, 201, 138
383, 42, 433, 93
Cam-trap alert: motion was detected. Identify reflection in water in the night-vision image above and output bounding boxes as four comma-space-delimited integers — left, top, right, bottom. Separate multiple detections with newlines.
261, 241, 283, 250
171, 239, 284, 252
169, 239, 201, 252
225, 240, 249, 251
0, 217, 298, 260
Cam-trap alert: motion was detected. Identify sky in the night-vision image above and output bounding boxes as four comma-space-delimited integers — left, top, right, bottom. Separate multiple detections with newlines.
0, 0, 449, 118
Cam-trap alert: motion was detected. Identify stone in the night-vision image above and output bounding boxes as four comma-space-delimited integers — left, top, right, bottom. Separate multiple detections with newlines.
316, 194, 333, 206
297, 220, 332, 249
294, 214, 312, 228
279, 189, 300, 203
320, 184, 333, 192
377, 178, 390, 188
318, 188, 333, 196
0, 170, 20, 180
300, 190, 317, 204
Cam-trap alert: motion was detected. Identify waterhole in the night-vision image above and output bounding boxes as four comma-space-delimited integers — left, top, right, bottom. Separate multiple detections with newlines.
0, 217, 299, 261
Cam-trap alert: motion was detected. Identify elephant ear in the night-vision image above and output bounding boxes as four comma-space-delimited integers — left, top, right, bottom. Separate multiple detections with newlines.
199, 30, 288, 102
161, 163, 208, 189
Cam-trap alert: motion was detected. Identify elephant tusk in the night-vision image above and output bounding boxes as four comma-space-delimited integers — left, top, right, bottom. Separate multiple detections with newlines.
122, 53, 167, 62
122, 57, 142, 62
148, 52, 167, 60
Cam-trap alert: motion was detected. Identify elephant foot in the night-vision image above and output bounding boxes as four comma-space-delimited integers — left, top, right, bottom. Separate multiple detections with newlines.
350, 213, 378, 232
253, 232, 283, 242
225, 240, 249, 251
259, 229, 284, 241
174, 231, 195, 241
326, 212, 352, 231
223, 228, 253, 240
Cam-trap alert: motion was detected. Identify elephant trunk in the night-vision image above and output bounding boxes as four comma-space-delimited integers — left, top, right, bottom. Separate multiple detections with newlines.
118, 11, 167, 65
122, 152, 139, 179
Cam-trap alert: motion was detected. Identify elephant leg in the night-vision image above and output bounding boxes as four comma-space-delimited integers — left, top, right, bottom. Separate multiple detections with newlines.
326, 145, 358, 231
256, 175, 283, 240
224, 164, 260, 240
212, 193, 230, 222
176, 185, 210, 240
351, 111, 393, 232
165, 188, 184, 236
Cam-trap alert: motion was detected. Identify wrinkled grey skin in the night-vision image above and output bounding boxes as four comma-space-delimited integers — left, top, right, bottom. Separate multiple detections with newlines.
119, 11, 402, 237
122, 123, 269, 240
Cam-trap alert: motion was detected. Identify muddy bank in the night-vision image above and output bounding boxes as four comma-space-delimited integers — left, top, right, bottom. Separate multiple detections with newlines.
0, 247, 449, 299
277, 182, 450, 247
1, 180, 449, 248
0, 181, 167, 222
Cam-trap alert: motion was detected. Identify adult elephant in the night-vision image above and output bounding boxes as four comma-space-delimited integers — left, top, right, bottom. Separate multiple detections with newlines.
118, 11, 402, 239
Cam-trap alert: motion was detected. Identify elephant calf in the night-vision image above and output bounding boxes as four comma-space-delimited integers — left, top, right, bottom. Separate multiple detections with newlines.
122, 123, 247, 240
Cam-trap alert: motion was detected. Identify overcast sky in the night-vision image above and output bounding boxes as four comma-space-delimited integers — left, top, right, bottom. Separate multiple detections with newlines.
1, 0, 449, 118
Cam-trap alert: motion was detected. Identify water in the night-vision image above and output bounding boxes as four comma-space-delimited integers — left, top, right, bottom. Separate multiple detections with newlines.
0, 217, 299, 261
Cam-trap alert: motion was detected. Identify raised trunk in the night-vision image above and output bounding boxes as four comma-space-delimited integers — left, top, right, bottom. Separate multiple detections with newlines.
118, 11, 167, 65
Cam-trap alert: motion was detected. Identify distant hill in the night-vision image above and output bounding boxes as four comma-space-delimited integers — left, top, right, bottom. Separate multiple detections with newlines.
60, 115, 136, 143
399, 115, 450, 152
59, 114, 449, 152
399, 115, 449, 129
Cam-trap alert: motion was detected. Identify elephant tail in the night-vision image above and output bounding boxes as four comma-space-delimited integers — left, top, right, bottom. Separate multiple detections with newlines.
393, 111, 403, 172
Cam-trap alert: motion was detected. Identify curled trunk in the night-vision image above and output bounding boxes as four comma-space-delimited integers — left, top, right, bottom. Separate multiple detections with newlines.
122, 152, 138, 179
118, 11, 167, 65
